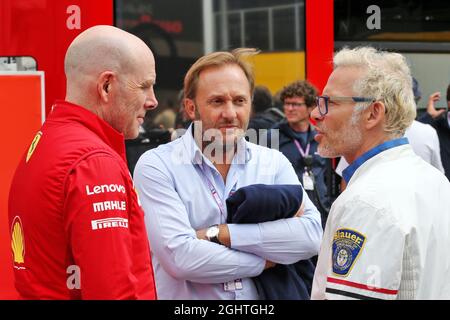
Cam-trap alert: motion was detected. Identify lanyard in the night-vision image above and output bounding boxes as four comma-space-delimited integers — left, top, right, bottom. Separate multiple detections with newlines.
293, 139, 310, 157
197, 163, 243, 291
197, 163, 237, 221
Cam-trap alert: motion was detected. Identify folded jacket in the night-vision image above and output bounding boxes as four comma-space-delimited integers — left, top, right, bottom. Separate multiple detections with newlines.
226, 184, 315, 300
226, 184, 303, 223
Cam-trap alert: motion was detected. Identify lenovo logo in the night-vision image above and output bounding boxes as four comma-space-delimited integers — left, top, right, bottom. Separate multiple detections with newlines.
86, 184, 126, 196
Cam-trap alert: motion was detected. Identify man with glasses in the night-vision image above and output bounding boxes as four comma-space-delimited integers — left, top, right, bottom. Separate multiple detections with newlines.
311, 47, 450, 299
334, 77, 445, 191
271, 80, 332, 227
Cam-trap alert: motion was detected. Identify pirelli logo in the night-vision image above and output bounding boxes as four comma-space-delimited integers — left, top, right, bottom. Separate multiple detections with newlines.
91, 218, 128, 230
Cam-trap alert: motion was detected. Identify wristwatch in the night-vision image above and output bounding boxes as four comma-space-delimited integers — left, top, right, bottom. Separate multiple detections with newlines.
206, 224, 221, 244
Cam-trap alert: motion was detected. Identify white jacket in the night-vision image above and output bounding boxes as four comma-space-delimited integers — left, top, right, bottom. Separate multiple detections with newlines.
312, 143, 450, 300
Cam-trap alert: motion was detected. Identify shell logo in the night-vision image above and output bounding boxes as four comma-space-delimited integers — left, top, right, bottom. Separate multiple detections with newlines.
26, 131, 42, 163
11, 216, 25, 264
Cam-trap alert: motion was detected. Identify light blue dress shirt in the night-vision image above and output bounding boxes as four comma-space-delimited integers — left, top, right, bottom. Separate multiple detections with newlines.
133, 125, 322, 300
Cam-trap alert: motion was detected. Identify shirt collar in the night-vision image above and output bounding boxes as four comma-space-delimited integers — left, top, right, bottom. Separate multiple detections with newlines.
342, 137, 409, 183
181, 122, 252, 166
49, 100, 127, 161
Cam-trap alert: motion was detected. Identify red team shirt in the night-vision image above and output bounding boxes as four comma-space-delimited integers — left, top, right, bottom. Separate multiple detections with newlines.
8, 101, 156, 299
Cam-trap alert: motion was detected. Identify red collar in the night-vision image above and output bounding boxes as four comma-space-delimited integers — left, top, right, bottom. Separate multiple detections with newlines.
49, 100, 126, 161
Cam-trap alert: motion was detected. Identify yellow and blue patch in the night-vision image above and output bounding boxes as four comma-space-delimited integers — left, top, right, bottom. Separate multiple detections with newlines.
332, 228, 366, 277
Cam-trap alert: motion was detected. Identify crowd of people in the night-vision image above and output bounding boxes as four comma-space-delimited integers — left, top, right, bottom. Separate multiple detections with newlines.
7, 25, 450, 300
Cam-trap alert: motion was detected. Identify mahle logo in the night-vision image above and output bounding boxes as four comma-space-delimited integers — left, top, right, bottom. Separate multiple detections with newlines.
11, 216, 25, 265
26, 131, 42, 163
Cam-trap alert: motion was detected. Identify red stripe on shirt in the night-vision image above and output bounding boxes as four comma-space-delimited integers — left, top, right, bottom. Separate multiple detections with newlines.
327, 277, 398, 295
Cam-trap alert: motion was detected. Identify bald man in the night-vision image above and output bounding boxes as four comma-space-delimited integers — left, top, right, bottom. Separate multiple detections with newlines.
8, 25, 158, 299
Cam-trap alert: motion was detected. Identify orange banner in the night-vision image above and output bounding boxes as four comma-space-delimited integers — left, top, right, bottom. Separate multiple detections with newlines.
0, 72, 44, 299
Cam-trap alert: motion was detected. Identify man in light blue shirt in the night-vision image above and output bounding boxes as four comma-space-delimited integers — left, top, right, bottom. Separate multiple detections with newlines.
134, 48, 322, 300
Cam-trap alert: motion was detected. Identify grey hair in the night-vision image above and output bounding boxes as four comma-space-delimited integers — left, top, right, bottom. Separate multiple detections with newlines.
334, 47, 416, 137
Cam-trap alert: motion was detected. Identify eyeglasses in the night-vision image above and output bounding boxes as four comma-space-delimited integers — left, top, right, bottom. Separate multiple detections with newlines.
284, 102, 308, 108
315, 96, 375, 116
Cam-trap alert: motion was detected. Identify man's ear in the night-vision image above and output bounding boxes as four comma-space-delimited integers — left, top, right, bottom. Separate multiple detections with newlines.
365, 101, 386, 130
97, 71, 115, 103
184, 98, 196, 120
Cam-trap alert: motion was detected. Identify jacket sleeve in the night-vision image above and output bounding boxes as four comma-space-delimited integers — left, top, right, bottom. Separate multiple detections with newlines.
63, 153, 141, 299
228, 151, 323, 264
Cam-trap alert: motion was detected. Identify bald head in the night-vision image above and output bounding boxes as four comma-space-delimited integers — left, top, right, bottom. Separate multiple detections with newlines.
63, 25, 158, 139
65, 25, 152, 82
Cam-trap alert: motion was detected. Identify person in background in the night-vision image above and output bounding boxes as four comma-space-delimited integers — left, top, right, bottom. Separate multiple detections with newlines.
311, 46, 450, 300
154, 99, 177, 130
171, 88, 192, 141
248, 85, 284, 131
404, 78, 444, 172
134, 48, 322, 300
174, 89, 192, 131
8, 25, 158, 299
418, 84, 450, 180
270, 80, 332, 227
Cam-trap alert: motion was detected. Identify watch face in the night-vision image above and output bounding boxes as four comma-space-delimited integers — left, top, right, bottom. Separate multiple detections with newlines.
206, 225, 219, 238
